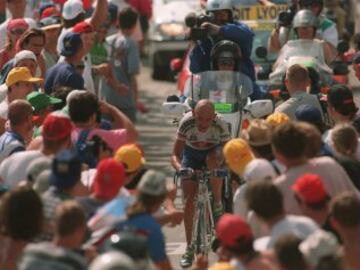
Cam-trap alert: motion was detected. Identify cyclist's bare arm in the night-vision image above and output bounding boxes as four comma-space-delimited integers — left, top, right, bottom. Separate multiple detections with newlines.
171, 139, 185, 171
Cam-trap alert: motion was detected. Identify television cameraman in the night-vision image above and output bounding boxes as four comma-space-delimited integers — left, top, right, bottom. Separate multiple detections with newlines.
189, 0, 262, 100
269, 0, 338, 53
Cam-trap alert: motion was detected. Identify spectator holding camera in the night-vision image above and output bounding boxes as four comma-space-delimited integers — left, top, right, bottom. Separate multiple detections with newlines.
189, 0, 262, 99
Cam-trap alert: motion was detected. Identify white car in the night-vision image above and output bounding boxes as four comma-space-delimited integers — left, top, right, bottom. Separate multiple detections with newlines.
149, 0, 201, 80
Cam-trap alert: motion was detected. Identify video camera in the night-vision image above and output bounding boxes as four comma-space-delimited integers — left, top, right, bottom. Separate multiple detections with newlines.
185, 12, 215, 41
276, 3, 297, 28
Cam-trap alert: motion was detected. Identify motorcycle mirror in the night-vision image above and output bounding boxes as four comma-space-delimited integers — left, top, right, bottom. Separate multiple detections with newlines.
337, 40, 350, 54
170, 58, 183, 72
162, 101, 188, 116
255, 46, 268, 59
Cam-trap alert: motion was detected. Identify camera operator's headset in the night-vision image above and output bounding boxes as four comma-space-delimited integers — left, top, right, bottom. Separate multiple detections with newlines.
210, 40, 242, 70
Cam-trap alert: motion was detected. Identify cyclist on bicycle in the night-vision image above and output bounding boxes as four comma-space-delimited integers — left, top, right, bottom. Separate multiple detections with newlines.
171, 99, 231, 268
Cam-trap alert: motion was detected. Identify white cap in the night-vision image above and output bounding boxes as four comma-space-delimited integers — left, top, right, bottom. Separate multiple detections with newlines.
14, 50, 37, 65
243, 159, 277, 183
62, 0, 85, 20
299, 230, 339, 268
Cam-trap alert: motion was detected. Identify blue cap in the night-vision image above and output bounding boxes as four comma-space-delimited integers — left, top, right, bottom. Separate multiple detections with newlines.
295, 104, 322, 124
50, 149, 81, 189
61, 32, 82, 57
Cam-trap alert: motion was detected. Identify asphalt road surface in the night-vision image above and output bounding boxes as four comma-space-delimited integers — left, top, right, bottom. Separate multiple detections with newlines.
135, 65, 360, 269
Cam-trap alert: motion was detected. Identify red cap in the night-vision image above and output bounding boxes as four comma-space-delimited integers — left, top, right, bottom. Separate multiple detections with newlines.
73, 21, 93, 34
92, 158, 125, 200
42, 112, 73, 141
7, 18, 29, 32
41, 7, 61, 19
292, 174, 328, 204
216, 214, 253, 249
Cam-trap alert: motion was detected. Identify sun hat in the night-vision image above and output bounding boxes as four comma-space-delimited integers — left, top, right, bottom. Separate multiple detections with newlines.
27, 91, 62, 113
7, 18, 29, 33
292, 174, 329, 204
92, 158, 125, 200
216, 214, 253, 249
223, 138, 254, 175
5, 67, 43, 87
114, 144, 145, 173
62, 0, 85, 20
243, 158, 277, 183
42, 111, 73, 141
137, 170, 167, 196
266, 112, 290, 126
50, 149, 82, 189
242, 119, 272, 146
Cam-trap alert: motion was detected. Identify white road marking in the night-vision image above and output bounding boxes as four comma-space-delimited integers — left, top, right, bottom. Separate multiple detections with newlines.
167, 242, 187, 255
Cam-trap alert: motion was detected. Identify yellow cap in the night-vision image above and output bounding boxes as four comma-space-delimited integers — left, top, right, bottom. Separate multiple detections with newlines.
266, 112, 290, 126
6, 67, 43, 87
223, 138, 254, 176
114, 144, 145, 173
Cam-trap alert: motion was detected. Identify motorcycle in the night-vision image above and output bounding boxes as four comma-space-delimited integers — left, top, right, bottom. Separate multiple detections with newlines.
163, 70, 274, 138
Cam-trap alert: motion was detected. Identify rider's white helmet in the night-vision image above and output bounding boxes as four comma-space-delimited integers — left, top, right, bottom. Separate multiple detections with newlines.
292, 9, 318, 29
89, 251, 135, 270
206, 0, 233, 16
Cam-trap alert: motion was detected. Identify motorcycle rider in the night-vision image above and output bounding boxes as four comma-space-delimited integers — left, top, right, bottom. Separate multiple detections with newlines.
269, 0, 338, 52
273, 9, 335, 69
189, 0, 262, 99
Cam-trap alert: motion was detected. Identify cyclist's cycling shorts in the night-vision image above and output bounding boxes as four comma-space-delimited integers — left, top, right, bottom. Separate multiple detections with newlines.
181, 145, 222, 170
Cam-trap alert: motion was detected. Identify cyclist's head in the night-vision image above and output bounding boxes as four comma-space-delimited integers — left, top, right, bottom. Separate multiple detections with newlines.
193, 99, 216, 132
292, 9, 318, 39
298, 0, 323, 16
211, 40, 242, 71
206, 0, 233, 25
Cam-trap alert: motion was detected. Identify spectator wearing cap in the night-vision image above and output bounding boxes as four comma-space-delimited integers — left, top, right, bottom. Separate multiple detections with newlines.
0, 0, 36, 50
26, 91, 62, 137
114, 170, 174, 270
56, 0, 108, 55
271, 121, 360, 215
0, 112, 73, 187
72, 21, 98, 94
0, 186, 43, 270
20, 201, 88, 270
0, 100, 33, 163
39, 149, 88, 241
275, 64, 324, 120
245, 181, 319, 251
265, 112, 290, 127
329, 192, 360, 270
0, 18, 29, 70
26, 156, 51, 194
0, 67, 42, 135
38, 3, 60, 20
44, 32, 85, 94
39, 16, 62, 70
232, 159, 277, 236
215, 214, 278, 270
292, 173, 340, 240
331, 124, 360, 190
78, 158, 125, 218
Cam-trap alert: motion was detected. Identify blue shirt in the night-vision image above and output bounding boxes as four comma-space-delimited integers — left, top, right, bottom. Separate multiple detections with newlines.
115, 213, 167, 262
0, 131, 25, 163
44, 62, 84, 94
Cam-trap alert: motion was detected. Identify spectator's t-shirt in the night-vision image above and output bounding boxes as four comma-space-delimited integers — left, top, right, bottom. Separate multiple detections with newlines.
0, 131, 26, 163
44, 62, 84, 94
115, 213, 167, 262
176, 111, 231, 150
0, 150, 46, 187
101, 33, 140, 109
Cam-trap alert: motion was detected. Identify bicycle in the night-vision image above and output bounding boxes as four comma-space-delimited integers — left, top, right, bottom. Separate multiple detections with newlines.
177, 168, 229, 258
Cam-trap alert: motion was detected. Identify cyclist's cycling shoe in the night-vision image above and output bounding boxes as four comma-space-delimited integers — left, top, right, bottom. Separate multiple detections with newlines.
179, 245, 194, 268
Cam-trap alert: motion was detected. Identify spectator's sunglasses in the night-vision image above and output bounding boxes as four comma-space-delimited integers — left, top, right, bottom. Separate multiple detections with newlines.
10, 28, 26, 35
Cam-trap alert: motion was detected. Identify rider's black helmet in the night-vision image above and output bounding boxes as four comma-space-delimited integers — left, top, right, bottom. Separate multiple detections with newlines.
210, 40, 242, 70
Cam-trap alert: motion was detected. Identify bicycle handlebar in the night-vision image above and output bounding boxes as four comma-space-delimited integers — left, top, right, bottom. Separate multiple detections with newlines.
177, 168, 228, 179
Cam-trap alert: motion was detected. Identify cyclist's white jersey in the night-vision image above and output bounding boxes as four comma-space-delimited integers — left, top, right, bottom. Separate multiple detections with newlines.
176, 111, 231, 151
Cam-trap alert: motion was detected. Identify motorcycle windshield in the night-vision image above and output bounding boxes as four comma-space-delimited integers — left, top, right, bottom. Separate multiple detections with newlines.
183, 71, 253, 113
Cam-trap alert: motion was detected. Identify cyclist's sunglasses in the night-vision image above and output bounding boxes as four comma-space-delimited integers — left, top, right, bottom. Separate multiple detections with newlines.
10, 28, 26, 35
218, 58, 235, 66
